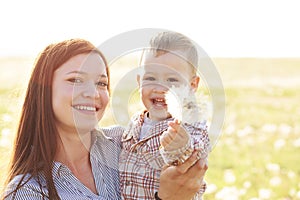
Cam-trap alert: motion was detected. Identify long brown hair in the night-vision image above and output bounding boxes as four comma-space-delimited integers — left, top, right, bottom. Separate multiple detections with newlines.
3, 39, 109, 199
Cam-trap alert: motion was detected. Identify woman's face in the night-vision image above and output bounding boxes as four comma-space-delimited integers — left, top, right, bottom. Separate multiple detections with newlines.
52, 53, 109, 134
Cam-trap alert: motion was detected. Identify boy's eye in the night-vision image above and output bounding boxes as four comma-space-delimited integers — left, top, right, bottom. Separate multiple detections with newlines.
167, 77, 179, 82
144, 76, 156, 81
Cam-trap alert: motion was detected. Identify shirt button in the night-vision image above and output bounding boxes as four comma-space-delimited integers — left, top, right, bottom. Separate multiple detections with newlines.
132, 149, 137, 153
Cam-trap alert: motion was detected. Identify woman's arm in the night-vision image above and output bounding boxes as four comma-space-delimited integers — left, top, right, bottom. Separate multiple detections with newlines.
157, 151, 208, 200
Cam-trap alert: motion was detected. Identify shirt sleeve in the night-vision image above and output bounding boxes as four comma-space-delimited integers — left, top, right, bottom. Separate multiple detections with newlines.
4, 179, 47, 200
159, 121, 211, 165
159, 122, 210, 199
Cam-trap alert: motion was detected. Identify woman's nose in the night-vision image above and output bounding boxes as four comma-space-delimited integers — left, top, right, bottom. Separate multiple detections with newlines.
82, 83, 100, 98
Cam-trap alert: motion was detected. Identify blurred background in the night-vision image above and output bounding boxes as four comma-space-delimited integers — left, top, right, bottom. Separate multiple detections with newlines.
0, 0, 299, 199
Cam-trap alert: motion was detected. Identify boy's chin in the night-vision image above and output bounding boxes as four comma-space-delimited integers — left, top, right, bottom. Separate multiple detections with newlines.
148, 109, 171, 121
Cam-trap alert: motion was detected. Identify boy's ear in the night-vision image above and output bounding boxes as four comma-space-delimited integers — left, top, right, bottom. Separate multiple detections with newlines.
136, 75, 141, 88
190, 76, 200, 92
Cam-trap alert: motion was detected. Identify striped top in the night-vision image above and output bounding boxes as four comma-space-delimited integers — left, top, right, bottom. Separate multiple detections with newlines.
3, 126, 125, 200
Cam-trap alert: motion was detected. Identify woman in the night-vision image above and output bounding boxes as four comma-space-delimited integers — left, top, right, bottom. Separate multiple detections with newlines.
1, 39, 207, 200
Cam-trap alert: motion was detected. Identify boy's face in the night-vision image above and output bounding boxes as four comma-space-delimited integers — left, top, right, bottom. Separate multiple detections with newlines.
137, 51, 199, 121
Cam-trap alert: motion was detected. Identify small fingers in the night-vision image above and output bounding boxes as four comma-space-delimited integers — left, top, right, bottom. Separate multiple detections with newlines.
168, 119, 181, 132
161, 130, 177, 147
169, 120, 189, 140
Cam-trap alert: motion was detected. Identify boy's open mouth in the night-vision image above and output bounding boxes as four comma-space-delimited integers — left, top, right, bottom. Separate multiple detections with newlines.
151, 98, 167, 107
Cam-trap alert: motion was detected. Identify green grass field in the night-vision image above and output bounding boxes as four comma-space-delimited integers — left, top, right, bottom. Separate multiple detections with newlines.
0, 57, 299, 199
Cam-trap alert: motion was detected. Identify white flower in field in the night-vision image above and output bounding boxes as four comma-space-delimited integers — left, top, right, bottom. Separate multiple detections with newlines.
261, 123, 277, 133
296, 190, 300, 198
274, 139, 286, 150
278, 123, 292, 135
289, 189, 296, 197
258, 188, 272, 199
243, 181, 252, 188
215, 186, 240, 200
225, 124, 235, 135
0, 128, 12, 147
239, 188, 247, 195
269, 176, 282, 186
2, 114, 12, 122
165, 85, 208, 123
237, 125, 254, 137
224, 169, 236, 183
206, 183, 217, 194
287, 171, 296, 179
266, 163, 280, 173
289, 188, 300, 199
293, 138, 300, 147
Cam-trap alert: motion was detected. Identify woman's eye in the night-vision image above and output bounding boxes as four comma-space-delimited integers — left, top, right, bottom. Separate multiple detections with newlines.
96, 81, 108, 87
68, 78, 82, 83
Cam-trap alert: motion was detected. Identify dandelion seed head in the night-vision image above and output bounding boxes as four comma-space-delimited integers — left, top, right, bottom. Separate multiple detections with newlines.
165, 85, 209, 124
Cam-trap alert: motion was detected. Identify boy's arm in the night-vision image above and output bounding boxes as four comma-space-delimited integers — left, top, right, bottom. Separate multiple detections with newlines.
159, 120, 209, 199
159, 119, 210, 166
160, 119, 192, 165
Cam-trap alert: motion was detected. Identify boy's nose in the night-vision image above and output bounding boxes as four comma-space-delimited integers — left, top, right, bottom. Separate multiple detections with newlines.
153, 84, 168, 93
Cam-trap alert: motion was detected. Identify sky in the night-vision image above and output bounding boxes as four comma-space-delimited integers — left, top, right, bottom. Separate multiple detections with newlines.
0, 0, 299, 57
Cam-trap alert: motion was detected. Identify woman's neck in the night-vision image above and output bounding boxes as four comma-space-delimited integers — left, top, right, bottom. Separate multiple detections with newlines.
55, 129, 98, 194
55, 128, 92, 168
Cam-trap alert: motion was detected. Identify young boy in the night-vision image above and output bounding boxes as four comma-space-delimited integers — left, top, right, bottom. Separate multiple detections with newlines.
119, 31, 211, 200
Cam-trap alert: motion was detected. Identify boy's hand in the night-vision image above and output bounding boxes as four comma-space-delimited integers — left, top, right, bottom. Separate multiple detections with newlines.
160, 119, 190, 151
158, 151, 208, 200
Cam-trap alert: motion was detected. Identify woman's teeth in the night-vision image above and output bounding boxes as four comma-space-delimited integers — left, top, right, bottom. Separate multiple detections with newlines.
73, 105, 96, 111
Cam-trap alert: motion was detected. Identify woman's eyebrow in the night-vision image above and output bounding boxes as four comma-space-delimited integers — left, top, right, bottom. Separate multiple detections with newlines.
66, 70, 86, 75
66, 71, 107, 78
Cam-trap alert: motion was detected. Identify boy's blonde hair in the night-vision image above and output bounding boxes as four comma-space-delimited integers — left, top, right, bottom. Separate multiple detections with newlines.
148, 31, 198, 74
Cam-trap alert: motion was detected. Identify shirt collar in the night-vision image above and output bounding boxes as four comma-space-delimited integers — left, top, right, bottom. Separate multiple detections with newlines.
52, 129, 113, 179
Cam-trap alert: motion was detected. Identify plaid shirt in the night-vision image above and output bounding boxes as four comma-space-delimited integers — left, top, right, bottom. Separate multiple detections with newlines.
119, 111, 210, 200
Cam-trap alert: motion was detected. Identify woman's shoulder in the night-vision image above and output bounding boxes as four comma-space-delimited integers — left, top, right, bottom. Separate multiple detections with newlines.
7, 174, 36, 187
99, 125, 125, 138
4, 174, 46, 199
